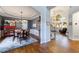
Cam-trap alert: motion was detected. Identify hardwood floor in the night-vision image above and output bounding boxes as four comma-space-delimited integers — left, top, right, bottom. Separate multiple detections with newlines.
48, 40, 79, 53
6, 40, 79, 53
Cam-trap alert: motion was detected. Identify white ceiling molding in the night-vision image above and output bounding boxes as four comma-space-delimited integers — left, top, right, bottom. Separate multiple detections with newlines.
0, 6, 39, 20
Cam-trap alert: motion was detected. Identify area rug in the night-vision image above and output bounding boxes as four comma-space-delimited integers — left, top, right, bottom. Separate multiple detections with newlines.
0, 36, 38, 52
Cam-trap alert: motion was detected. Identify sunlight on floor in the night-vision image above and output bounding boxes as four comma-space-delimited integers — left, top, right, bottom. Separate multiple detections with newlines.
56, 34, 69, 48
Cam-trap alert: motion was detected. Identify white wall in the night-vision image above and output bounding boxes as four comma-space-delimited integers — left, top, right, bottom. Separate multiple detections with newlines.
68, 6, 79, 40
72, 12, 79, 40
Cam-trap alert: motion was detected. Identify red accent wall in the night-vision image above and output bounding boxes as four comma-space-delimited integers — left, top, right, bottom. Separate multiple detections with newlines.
4, 26, 15, 29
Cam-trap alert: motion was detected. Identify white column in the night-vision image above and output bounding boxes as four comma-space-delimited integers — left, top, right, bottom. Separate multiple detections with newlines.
68, 7, 73, 40
40, 7, 51, 44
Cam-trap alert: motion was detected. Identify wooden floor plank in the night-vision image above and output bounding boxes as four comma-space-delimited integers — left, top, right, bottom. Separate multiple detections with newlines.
5, 40, 79, 53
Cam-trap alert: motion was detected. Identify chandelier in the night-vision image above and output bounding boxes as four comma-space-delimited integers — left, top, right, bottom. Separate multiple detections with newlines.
20, 9, 23, 20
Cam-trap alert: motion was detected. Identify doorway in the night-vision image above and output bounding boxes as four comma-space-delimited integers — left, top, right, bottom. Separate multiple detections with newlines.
50, 6, 69, 40
72, 12, 79, 40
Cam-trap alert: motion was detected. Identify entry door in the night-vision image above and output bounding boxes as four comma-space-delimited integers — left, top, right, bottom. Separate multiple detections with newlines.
72, 12, 79, 40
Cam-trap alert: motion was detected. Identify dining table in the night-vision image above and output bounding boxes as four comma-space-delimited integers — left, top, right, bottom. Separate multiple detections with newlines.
14, 29, 30, 41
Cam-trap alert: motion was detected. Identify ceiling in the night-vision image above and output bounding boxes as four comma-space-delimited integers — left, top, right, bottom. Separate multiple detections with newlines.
0, 6, 39, 20
50, 6, 69, 19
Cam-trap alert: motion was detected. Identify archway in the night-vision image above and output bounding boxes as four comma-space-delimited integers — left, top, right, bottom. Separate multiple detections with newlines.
50, 6, 69, 40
